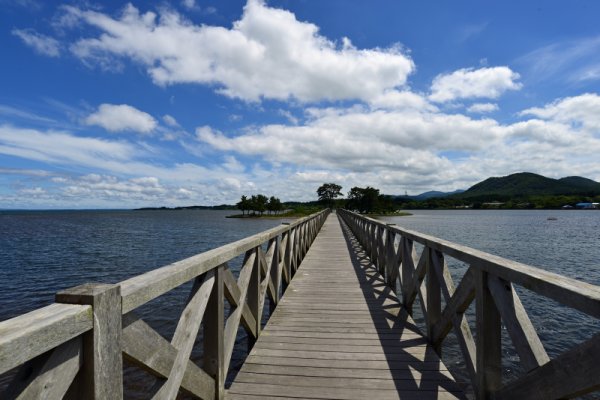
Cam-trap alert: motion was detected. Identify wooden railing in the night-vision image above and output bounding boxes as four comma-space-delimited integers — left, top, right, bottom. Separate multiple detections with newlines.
0, 209, 329, 400
338, 209, 600, 400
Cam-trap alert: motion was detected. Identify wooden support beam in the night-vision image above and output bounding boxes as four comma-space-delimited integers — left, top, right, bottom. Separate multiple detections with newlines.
3, 337, 82, 400
203, 265, 225, 400
487, 275, 550, 372
56, 283, 123, 400
475, 269, 501, 399
122, 313, 214, 399
494, 333, 600, 400
426, 247, 442, 355
152, 272, 215, 400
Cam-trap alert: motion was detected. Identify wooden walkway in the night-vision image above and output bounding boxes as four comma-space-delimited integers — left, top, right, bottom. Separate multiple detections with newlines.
228, 213, 465, 400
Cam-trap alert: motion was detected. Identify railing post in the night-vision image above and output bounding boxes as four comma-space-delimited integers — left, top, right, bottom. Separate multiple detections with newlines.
248, 247, 261, 349
270, 236, 281, 313
56, 283, 123, 400
426, 248, 442, 354
401, 238, 415, 312
385, 227, 396, 288
203, 264, 224, 400
475, 269, 502, 399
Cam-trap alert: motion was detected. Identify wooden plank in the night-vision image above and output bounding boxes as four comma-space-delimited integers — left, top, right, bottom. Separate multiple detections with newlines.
3, 337, 81, 400
204, 264, 224, 400
487, 275, 550, 372
121, 313, 215, 399
0, 303, 92, 375
238, 363, 454, 380
475, 269, 501, 399
426, 247, 441, 353
494, 333, 600, 400
224, 251, 256, 373
431, 267, 475, 344
152, 272, 214, 400
223, 267, 257, 338
234, 372, 464, 392
56, 283, 123, 400
431, 255, 477, 384
228, 382, 464, 400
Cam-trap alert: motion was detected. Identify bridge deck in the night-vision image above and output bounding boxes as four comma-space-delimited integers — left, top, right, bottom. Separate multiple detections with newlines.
227, 213, 465, 400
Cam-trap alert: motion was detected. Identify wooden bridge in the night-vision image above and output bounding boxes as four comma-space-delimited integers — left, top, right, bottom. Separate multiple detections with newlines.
1, 210, 599, 399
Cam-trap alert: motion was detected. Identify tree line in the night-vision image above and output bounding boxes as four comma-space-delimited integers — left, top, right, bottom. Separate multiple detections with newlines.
317, 183, 394, 213
236, 194, 284, 216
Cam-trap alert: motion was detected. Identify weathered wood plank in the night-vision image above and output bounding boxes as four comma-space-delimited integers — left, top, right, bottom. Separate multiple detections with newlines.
223, 266, 257, 338
121, 313, 215, 399
228, 382, 464, 400
494, 333, 600, 400
487, 275, 550, 372
0, 303, 92, 375
152, 272, 214, 400
475, 269, 501, 399
3, 337, 81, 400
204, 264, 224, 400
56, 283, 123, 400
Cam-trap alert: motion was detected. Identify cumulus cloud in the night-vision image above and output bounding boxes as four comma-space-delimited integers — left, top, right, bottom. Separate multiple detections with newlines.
195, 91, 600, 193
12, 28, 61, 57
197, 107, 505, 174
519, 93, 600, 131
85, 104, 157, 133
429, 66, 522, 102
65, 0, 414, 102
467, 102, 499, 113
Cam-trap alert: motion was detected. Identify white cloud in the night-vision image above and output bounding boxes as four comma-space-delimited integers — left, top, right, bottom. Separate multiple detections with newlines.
162, 114, 179, 127
181, 0, 196, 10
0, 125, 139, 170
12, 28, 60, 57
85, 104, 157, 133
369, 90, 437, 111
197, 107, 505, 174
429, 66, 522, 102
65, 1, 414, 102
519, 93, 600, 131
194, 91, 600, 194
467, 102, 499, 113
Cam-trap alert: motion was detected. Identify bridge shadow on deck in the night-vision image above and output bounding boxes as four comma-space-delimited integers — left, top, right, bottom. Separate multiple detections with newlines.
337, 214, 465, 399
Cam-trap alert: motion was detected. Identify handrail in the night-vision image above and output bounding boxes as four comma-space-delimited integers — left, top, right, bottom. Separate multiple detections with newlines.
338, 209, 600, 400
0, 209, 330, 399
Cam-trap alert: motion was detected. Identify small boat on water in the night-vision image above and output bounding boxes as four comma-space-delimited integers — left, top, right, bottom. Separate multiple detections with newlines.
547, 217, 558, 220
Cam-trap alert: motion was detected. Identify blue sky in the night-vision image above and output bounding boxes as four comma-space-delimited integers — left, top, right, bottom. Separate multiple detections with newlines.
2, 0, 600, 208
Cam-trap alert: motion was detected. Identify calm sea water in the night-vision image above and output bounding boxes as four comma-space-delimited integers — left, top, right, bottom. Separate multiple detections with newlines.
0, 209, 291, 397
1, 209, 598, 397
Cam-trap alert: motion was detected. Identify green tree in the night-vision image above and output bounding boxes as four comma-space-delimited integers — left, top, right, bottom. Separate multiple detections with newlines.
267, 196, 282, 215
346, 186, 382, 213
254, 194, 268, 215
317, 183, 343, 208
237, 195, 249, 216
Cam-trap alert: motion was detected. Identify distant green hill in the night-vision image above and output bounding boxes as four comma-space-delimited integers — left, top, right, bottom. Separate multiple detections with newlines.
455, 172, 600, 200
